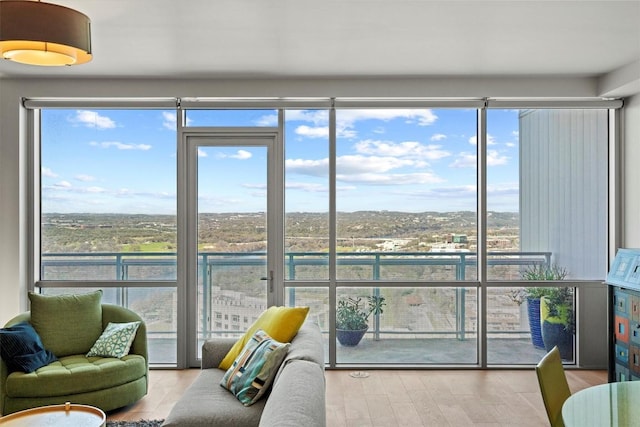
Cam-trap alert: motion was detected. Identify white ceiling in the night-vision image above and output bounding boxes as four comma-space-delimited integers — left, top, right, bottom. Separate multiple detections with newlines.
0, 0, 639, 81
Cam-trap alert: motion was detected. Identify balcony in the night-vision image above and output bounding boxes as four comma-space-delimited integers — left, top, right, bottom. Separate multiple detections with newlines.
39, 251, 562, 366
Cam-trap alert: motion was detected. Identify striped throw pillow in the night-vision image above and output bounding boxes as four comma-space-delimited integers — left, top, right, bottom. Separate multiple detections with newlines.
220, 329, 290, 406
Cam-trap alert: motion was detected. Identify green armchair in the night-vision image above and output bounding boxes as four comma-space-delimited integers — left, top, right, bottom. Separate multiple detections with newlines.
1, 300, 148, 416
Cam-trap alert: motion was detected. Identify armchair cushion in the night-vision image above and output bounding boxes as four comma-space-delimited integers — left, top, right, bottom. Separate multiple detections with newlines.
28, 290, 103, 357
0, 322, 57, 373
5, 353, 146, 398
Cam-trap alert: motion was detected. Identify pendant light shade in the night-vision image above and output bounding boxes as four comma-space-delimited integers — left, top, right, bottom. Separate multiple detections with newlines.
0, 0, 92, 66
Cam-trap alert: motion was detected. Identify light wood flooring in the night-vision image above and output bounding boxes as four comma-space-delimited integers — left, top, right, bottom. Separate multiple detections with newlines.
106, 368, 607, 426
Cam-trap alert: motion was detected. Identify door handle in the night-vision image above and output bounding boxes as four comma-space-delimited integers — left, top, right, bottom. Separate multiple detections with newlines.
260, 270, 274, 293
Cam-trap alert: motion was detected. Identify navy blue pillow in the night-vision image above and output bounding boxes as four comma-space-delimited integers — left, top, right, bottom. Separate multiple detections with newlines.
0, 321, 58, 373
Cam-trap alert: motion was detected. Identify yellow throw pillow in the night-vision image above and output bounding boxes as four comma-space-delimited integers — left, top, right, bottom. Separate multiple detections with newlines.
218, 306, 309, 370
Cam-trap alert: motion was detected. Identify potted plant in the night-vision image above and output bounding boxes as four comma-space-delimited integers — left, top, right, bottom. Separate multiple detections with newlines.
510, 264, 567, 349
336, 295, 386, 346
540, 286, 575, 360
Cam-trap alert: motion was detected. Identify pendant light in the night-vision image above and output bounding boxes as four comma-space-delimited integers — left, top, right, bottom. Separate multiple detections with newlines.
0, 0, 92, 66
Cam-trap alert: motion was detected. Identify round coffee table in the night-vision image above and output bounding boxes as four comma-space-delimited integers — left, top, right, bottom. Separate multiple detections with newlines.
0, 402, 106, 427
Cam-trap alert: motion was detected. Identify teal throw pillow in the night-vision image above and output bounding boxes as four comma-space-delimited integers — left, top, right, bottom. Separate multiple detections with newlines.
29, 290, 103, 357
220, 329, 290, 406
0, 322, 57, 373
87, 321, 141, 358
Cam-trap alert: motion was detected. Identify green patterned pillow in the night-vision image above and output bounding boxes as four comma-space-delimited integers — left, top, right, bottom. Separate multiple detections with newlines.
220, 329, 290, 406
87, 321, 141, 358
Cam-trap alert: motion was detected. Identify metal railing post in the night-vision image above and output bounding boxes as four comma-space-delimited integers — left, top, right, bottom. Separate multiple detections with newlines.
116, 254, 124, 306
201, 254, 210, 340
288, 253, 296, 306
373, 254, 381, 341
456, 254, 466, 340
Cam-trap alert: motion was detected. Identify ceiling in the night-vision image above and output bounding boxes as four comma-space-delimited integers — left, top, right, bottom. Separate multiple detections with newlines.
0, 0, 639, 81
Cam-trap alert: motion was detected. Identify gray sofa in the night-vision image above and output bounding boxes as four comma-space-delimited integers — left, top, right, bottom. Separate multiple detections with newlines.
163, 322, 326, 427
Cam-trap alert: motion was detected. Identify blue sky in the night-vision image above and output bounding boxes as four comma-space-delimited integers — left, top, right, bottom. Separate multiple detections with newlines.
41, 108, 520, 214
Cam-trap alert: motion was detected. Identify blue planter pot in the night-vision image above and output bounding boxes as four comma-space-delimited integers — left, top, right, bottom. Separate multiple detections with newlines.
527, 298, 545, 349
542, 321, 574, 360
336, 328, 368, 346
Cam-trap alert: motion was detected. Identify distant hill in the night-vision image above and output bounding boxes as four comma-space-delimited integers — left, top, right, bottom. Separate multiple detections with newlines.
42, 211, 519, 253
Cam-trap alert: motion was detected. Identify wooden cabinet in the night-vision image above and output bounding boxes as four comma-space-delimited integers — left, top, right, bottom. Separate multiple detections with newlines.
607, 249, 640, 382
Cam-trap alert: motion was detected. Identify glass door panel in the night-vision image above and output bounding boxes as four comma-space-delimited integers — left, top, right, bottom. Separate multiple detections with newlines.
197, 144, 269, 343
188, 135, 277, 361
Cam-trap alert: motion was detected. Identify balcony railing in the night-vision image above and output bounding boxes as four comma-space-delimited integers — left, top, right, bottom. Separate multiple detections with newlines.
39, 251, 552, 344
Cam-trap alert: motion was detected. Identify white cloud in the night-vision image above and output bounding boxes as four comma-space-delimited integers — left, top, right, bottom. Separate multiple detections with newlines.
255, 114, 278, 127
197, 148, 208, 157
337, 155, 417, 174
337, 109, 438, 127
487, 183, 520, 197
243, 183, 266, 190
337, 172, 444, 185
72, 110, 116, 129
86, 186, 107, 193
161, 111, 192, 130
296, 125, 329, 138
468, 134, 496, 146
449, 150, 509, 168
354, 139, 451, 161
216, 150, 252, 160
286, 110, 328, 125
41, 167, 58, 178
75, 174, 95, 182
231, 150, 252, 160
287, 152, 441, 180
294, 125, 356, 139
53, 181, 72, 188
286, 182, 328, 193
431, 134, 447, 141
449, 152, 477, 169
487, 150, 509, 166
286, 158, 328, 177
162, 112, 176, 130
114, 188, 175, 199
287, 109, 437, 140
90, 141, 152, 150
415, 185, 477, 199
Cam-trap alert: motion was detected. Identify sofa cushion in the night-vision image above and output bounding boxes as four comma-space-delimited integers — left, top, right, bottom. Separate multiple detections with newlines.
0, 322, 57, 373
29, 291, 103, 357
282, 321, 325, 367
4, 353, 146, 398
219, 306, 309, 370
220, 330, 290, 406
260, 360, 326, 427
162, 369, 266, 427
87, 321, 141, 358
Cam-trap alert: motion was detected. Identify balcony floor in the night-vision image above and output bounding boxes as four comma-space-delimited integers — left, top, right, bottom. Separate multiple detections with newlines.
334, 337, 552, 365
149, 337, 557, 366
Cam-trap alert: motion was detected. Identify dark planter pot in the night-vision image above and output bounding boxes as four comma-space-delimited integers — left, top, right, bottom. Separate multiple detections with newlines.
336, 327, 368, 346
542, 321, 574, 360
526, 297, 545, 349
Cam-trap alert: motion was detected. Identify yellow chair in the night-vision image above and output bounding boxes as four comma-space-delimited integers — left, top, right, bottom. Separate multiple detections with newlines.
535, 346, 571, 427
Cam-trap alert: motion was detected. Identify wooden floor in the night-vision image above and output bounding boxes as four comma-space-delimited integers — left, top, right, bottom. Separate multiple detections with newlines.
106, 368, 607, 426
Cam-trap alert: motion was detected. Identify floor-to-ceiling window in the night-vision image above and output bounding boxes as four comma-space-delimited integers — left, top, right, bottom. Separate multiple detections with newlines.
30, 98, 618, 368
37, 107, 178, 365
485, 107, 609, 365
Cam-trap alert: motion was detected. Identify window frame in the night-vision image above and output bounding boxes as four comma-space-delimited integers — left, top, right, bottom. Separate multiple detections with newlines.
26, 97, 622, 369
